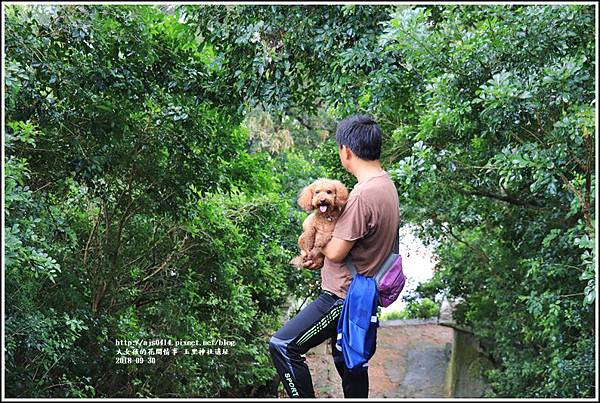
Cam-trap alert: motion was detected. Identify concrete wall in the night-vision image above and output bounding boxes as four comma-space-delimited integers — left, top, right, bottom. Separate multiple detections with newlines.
275, 296, 494, 398
443, 324, 493, 397
306, 320, 454, 398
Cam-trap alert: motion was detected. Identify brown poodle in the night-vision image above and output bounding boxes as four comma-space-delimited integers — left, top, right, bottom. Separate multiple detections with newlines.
290, 178, 349, 269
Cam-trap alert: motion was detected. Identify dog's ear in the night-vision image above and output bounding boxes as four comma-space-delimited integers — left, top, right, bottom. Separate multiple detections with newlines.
333, 180, 349, 207
298, 183, 315, 212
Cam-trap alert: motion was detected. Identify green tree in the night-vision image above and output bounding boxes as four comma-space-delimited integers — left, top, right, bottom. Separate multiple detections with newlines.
374, 5, 595, 397
4, 5, 306, 397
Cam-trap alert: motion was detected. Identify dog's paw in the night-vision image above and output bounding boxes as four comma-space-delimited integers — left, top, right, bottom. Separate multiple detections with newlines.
289, 256, 304, 268
310, 257, 324, 270
308, 249, 323, 261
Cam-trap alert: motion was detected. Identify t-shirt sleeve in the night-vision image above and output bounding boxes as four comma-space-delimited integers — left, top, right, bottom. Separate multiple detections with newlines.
332, 194, 372, 241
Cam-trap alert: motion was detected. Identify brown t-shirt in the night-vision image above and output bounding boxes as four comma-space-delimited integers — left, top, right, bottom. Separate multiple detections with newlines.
321, 171, 399, 299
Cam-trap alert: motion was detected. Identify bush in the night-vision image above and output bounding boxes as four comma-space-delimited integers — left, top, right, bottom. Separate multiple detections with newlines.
380, 298, 440, 321
380, 310, 403, 321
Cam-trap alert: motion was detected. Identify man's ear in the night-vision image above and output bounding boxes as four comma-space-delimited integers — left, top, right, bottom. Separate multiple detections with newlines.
298, 184, 315, 212
341, 144, 353, 161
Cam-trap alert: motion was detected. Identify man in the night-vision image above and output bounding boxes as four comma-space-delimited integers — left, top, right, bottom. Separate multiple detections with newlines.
269, 114, 400, 398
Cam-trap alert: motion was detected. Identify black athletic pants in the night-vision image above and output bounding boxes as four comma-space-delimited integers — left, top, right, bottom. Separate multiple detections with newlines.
268, 290, 369, 398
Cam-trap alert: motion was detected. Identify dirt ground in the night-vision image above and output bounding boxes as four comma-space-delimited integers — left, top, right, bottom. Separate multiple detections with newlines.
303, 321, 454, 399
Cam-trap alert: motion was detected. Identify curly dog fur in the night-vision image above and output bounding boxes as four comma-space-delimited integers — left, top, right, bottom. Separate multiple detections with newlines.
290, 178, 349, 269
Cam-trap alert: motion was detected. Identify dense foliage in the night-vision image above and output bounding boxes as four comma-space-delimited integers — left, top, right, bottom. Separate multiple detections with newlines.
4, 5, 313, 398
377, 6, 596, 397
3, 3, 596, 398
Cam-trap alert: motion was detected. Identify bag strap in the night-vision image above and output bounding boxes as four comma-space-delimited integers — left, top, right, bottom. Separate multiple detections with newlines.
345, 225, 400, 278
345, 256, 359, 277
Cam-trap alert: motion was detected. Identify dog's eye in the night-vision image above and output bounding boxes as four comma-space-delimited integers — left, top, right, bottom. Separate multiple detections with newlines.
327, 190, 332, 194
315, 190, 320, 194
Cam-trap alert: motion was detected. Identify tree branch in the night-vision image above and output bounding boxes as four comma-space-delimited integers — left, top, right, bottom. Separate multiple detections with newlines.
134, 234, 192, 286
559, 173, 593, 230
442, 223, 491, 265
293, 115, 331, 132
83, 211, 102, 266
459, 187, 545, 210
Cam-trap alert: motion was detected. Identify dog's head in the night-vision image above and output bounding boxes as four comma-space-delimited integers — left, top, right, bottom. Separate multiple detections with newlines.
297, 178, 349, 214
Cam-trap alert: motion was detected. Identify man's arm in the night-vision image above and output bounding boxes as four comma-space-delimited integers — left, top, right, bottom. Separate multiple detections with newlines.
321, 237, 355, 263
302, 237, 356, 269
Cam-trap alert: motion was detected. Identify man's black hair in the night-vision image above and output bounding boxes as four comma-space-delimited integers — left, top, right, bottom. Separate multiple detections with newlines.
335, 114, 382, 160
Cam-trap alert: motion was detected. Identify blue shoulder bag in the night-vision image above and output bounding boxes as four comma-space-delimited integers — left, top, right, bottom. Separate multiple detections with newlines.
335, 274, 379, 373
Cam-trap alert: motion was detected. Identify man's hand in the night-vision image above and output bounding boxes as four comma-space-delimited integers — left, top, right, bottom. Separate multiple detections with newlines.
301, 250, 321, 270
